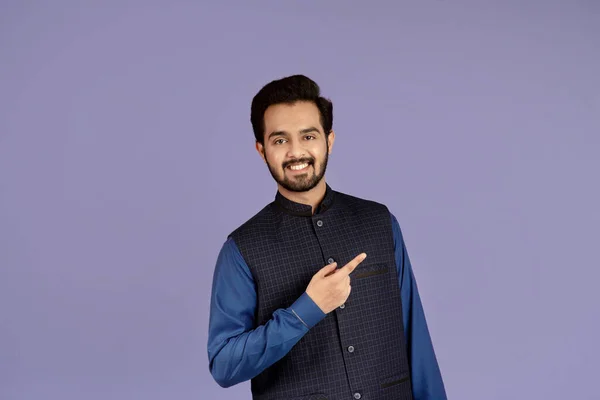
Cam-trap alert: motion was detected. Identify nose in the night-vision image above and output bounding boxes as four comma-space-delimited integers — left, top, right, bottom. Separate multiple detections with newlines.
286, 137, 306, 159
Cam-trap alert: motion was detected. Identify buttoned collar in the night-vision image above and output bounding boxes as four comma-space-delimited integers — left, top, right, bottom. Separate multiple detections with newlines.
274, 183, 335, 217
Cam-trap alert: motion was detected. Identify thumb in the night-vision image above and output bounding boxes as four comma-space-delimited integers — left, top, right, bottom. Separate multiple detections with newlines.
319, 262, 338, 277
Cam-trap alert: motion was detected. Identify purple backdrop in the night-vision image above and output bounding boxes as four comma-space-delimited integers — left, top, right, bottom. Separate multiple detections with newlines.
1, 1, 599, 399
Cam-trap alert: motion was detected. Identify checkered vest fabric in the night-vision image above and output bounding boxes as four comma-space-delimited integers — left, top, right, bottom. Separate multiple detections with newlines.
229, 184, 413, 400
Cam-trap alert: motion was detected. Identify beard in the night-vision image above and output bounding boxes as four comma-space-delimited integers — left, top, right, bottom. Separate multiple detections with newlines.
265, 146, 329, 193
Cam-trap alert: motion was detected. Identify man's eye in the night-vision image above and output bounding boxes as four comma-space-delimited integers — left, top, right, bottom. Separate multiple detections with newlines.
305, 135, 315, 140
274, 139, 286, 145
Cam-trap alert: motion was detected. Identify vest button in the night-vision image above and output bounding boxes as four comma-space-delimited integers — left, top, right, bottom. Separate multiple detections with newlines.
316, 220, 323, 227
347, 345, 355, 353
339, 303, 345, 309
353, 393, 362, 399
327, 257, 335, 264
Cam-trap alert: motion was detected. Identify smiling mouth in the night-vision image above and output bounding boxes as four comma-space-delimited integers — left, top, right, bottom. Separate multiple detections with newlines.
288, 162, 311, 171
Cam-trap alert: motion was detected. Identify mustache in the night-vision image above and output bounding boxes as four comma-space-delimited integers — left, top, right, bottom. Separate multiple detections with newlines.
282, 158, 314, 169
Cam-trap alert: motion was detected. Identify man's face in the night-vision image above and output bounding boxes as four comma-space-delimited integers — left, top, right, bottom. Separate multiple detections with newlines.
256, 101, 335, 193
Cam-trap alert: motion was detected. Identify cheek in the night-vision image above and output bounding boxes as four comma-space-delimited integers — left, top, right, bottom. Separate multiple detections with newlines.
265, 148, 284, 165
311, 144, 327, 160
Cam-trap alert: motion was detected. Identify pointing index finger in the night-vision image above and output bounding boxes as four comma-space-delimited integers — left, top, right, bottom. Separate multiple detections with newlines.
338, 253, 367, 277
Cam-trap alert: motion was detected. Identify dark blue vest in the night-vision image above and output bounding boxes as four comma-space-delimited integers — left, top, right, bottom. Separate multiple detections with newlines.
229, 184, 413, 400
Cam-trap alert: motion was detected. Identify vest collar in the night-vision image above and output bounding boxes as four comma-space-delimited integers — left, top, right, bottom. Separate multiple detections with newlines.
274, 183, 335, 217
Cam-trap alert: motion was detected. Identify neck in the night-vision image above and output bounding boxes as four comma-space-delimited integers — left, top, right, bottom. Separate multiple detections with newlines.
277, 179, 327, 215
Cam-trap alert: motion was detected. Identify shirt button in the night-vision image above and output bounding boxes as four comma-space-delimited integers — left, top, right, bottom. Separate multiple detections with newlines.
339, 303, 345, 309
347, 345, 355, 353
316, 220, 323, 227
353, 393, 362, 399
327, 257, 335, 264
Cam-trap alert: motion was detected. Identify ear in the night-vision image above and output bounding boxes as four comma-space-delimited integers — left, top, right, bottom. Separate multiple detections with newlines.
327, 130, 336, 154
255, 141, 267, 163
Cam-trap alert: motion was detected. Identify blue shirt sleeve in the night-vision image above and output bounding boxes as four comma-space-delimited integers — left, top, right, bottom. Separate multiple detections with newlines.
207, 236, 326, 388
390, 212, 447, 400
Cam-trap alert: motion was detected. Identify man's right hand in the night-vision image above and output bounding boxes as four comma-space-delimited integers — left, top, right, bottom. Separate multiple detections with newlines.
305, 253, 367, 314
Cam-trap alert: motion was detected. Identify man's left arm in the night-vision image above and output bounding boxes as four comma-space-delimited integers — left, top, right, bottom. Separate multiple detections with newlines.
390, 212, 447, 400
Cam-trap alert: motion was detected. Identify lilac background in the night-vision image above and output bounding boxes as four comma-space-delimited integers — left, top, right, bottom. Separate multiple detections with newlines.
1, 1, 599, 399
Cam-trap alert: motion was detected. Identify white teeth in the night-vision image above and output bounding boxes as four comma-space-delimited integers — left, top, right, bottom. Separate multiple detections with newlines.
289, 163, 309, 170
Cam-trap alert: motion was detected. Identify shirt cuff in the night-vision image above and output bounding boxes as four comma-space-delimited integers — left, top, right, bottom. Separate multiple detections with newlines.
289, 292, 327, 330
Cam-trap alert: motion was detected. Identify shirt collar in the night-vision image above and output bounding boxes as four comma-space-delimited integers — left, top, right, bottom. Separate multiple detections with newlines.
274, 183, 335, 217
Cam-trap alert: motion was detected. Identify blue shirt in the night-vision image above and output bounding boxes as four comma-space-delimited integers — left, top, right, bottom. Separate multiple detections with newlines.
207, 211, 446, 399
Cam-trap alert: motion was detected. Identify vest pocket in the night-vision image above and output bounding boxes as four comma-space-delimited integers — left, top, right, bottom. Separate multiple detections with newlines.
380, 373, 410, 389
352, 262, 389, 279
292, 394, 328, 400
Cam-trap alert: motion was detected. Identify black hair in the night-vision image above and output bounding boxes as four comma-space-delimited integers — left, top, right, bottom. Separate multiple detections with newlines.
250, 74, 333, 144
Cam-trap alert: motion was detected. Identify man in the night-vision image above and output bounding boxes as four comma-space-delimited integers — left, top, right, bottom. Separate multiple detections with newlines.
207, 75, 446, 400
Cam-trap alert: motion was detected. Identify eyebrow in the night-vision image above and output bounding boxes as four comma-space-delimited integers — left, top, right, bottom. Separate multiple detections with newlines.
267, 127, 321, 141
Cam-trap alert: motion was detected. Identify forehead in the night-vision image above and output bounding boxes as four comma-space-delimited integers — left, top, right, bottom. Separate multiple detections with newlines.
263, 101, 322, 132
